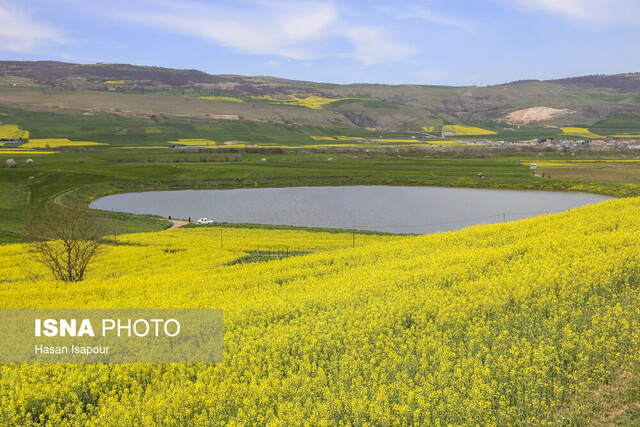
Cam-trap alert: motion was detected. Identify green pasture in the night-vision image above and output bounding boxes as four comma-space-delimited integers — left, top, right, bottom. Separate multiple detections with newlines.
2, 144, 640, 243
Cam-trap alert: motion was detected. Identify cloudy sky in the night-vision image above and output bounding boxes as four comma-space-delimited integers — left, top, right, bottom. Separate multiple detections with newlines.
2, 0, 639, 85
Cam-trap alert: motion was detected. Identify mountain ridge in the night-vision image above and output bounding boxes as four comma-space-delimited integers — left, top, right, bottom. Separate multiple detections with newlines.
1, 60, 640, 136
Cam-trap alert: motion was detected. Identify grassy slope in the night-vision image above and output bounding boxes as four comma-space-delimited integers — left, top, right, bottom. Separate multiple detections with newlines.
4, 69, 640, 141
1, 198, 640, 424
0, 105, 328, 147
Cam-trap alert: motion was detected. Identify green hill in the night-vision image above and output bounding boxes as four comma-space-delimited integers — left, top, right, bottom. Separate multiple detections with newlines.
1, 61, 640, 141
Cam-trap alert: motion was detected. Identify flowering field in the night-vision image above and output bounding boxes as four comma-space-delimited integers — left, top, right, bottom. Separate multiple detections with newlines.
0, 124, 29, 140
20, 139, 109, 148
167, 139, 220, 146
197, 96, 245, 103
443, 125, 497, 136
310, 136, 337, 141
251, 95, 355, 110
1, 197, 640, 424
0, 149, 56, 154
560, 127, 604, 139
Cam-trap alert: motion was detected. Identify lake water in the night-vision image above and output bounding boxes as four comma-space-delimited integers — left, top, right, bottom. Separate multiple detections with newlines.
90, 186, 611, 234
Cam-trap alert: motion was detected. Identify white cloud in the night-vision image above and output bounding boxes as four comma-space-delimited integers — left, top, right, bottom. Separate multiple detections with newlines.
121, 0, 414, 65
342, 26, 416, 65
128, 1, 335, 60
512, 0, 640, 23
379, 5, 474, 32
0, 2, 65, 53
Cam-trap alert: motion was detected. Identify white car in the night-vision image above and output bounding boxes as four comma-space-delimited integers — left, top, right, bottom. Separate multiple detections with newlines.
197, 218, 214, 224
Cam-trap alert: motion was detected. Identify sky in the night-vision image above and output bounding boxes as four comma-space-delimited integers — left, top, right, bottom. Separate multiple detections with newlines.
1, 0, 640, 86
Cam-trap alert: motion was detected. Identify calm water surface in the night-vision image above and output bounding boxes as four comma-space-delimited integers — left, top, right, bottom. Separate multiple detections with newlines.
90, 186, 611, 234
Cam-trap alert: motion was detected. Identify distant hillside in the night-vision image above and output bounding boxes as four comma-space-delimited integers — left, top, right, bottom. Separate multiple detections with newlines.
545, 73, 640, 93
1, 60, 640, 138
0, 61, 330, 95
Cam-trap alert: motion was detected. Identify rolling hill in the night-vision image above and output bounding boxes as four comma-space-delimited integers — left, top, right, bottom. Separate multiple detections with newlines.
1, 61, 640, 142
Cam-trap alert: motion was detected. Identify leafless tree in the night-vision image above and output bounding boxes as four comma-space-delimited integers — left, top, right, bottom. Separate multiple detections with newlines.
24, 204, 108, 282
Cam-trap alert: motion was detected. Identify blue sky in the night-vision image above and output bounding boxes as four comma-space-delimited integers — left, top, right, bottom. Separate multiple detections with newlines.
2, 0, 640, 86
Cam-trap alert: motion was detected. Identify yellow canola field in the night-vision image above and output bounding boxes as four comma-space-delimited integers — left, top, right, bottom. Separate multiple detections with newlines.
431, 140, 465, 146
443, 125, 497, 135
526, 159, 640, 167
0, 150, 56, 154
168, 139, 218, 146
21, 138, 108, 148
2, 198, 640, 425
310, 136, 451, 145
560, 127, 604, 139
336, 136, 364, 140
298, 144, 361, 148
371, 138, 419, 143
104, 80, 124, 84
256, 144, 361, 149
251, 95, 357, 110
112, 146, 172, 149
0, 124, 29, 140
168, 139, 248, 147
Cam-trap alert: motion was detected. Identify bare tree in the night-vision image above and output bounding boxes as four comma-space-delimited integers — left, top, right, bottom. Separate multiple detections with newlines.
24, 204, 108, 282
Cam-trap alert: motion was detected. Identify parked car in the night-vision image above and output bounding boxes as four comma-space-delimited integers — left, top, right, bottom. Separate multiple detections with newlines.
197, 218, 214, 224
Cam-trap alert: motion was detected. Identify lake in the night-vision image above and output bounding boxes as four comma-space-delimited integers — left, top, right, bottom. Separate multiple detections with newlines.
90, 186, 612, 234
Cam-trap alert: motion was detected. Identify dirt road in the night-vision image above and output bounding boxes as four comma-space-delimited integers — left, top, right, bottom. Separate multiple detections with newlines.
167, 219, 189, 230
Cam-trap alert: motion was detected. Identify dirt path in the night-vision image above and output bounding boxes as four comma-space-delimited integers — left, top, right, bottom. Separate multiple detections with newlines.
166, 219, 189, 230
52, 189, 72, 207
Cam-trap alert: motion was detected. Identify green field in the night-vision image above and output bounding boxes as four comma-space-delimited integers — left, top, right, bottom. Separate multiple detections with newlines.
2, 99, 639, 244
2, 139, 640, 244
